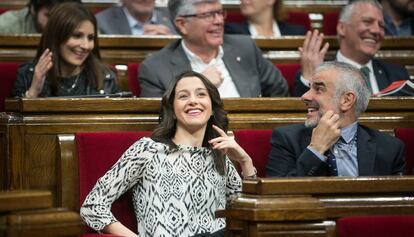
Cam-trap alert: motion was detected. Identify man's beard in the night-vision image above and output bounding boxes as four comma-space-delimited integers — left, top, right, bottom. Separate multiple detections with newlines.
304, 110, 323, 128
304, 109, 343, 128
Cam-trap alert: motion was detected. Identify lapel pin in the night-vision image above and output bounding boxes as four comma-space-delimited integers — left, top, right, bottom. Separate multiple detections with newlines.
236, 57, 241, 62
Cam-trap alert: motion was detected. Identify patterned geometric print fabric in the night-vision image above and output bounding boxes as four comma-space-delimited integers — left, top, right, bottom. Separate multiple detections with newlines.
80, 137, 242, 236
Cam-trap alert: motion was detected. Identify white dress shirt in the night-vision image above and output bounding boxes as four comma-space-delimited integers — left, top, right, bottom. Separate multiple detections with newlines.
181, 41, 240, 98
248, 20, 281, 37
123, 7, 158, 35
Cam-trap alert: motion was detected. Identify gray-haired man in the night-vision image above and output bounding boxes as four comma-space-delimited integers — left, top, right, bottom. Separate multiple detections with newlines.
268, 61, 405, 177
139, 0, 289, 98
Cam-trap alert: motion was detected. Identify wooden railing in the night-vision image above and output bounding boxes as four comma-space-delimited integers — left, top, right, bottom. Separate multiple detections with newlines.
0, 190, 83, 237
223, 176, 414, 237
1, 35, 413, 86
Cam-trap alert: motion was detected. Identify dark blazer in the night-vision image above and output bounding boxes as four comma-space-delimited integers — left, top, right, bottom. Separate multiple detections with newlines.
385, 17, 414, 36
95, 6, 176, 35
12, 61, 119, 97
266, 124, 405, 177
293, 58, 411, 96
138, 34, 289, 97
225, 21, 306, 36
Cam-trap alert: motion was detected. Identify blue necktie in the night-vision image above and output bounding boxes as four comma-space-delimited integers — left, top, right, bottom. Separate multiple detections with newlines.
326, 150, 338, 176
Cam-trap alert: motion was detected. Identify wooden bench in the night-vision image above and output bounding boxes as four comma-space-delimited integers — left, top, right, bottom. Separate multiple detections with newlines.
0, 0, 346, 31
0, 35, 413, 93
56, 131, 414, 237
1, 97, 413, 207
223, 176, 414, 237
0, 190, 83, 237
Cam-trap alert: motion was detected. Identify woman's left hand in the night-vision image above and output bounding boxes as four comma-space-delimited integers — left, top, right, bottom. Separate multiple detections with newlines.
209, 125, 257, 178
209, 125, 250, 164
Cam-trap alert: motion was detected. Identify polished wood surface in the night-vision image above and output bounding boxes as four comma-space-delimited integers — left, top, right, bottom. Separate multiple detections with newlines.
0, 191, 83, 237
243, 176, 414, 195
0, 190, 52, 212
1, 35, 413, 65
0, 208, 83, 237
224, 176, 414, 237
0, 0, 346, 14
1, 97, 413, 206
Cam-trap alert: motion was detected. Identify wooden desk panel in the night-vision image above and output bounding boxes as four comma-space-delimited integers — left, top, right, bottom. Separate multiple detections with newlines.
0, 190, 52, 212
0, 190, 83, 237
225, 177, 414, 237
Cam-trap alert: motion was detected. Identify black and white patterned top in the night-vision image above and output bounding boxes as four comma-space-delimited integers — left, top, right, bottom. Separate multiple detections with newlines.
80, 137, 242, 236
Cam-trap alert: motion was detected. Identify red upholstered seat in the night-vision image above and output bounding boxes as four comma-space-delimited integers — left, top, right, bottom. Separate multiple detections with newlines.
394, 128, 414, 175
337, 215, 414, 237
323, 12, 339, 35
233, 129, 272, 177
77, 131, 152, 236
276, 63, 301, 96
225, 11, 246, 23
0, 62, 20, 111
225, 11, 310, 31
286, 12, 311, 31
127, 63, 141, 96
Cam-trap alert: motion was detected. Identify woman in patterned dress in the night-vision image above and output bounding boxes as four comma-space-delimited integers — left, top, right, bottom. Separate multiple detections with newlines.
80, 71, 257, 237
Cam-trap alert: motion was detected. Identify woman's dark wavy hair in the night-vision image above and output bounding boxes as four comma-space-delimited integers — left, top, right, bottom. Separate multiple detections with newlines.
35, 2, 106, 95
151, 71, 229, 175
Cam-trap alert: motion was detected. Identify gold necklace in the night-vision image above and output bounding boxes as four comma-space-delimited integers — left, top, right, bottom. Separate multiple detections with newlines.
60, 73, 81, 93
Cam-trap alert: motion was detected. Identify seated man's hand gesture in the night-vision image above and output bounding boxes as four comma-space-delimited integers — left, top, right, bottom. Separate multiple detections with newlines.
299, 30, 329, 80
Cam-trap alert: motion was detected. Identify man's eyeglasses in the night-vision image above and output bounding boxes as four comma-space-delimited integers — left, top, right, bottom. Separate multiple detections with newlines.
180, 9, 227, 22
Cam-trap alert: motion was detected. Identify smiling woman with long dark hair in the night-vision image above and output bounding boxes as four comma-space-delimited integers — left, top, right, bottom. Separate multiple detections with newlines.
81, 71, 257, 237
12, 2, 118, 98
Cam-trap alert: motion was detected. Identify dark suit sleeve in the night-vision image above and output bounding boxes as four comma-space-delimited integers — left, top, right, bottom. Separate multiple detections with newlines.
103, 68, 119, 94
252, 41, 289, 97
278, 21, 307, 36
392, 139, 405, 175
138, 61, 166, 97
266, 127, 329, 177
12, 62, 34, 97
224, 22, 250, 35
293, 70, 310, 97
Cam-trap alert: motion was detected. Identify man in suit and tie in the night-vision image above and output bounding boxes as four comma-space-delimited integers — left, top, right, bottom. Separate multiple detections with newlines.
138, 0, 289, 97
293, 0, 410, 96
96, 0, 176, 35
267, 61, 405, 177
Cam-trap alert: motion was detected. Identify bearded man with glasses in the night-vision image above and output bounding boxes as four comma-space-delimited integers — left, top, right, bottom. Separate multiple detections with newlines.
139, 0, 289, 98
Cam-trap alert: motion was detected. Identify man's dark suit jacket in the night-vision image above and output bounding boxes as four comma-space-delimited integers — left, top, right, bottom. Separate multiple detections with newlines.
385, 17, 414, 36
266, 124, 405, 177
293, 58, 411, 97
139, 34, 289, 97
224, 21, 306, 36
